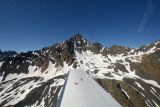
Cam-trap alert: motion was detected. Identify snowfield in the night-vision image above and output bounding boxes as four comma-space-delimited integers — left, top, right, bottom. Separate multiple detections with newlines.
58, 69, 121, 107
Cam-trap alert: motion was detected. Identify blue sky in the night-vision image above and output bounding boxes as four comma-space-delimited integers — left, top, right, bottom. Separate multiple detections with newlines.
0, 0, 160, 52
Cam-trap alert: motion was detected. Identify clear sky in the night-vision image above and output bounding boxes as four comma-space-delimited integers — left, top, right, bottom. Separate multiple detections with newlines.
0, 0, 160, 52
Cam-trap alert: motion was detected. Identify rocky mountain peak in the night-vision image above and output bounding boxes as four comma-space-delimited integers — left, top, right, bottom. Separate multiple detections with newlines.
0, 50, 18, 61
63, 33, 89, 53
0, 35, 160, 107
71, 33, 88, 47
72, 33, 85, 42
137, 40, 160, 53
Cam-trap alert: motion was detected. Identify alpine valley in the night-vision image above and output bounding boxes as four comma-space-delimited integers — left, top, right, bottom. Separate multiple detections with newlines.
0, 34, 160, 107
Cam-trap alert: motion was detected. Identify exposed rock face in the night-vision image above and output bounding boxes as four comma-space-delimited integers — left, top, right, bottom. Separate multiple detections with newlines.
140, 50, 160, 80
101, 47, 108, 57
90, 42, 103, 54
96, 78, 160, 107
136, 40, 160, 52
96, 79, 146, 107
107, 45, 131, 55
0, 50, 18, 61
0, 34, 160, 107
0, 34, 87, 80
0, 75, 64, 107
101, 45, 131, 57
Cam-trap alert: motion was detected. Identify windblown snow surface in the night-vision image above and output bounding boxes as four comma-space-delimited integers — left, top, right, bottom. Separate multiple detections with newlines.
58, 69, 121, 107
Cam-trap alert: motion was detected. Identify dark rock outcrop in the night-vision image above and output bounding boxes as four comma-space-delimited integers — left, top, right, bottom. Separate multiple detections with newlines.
140, 50, 160, 81
0, 50, 18, 61
107, 45, 131, 55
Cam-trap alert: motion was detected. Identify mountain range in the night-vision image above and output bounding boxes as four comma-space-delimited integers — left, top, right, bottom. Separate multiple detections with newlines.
0, 34, 160, 107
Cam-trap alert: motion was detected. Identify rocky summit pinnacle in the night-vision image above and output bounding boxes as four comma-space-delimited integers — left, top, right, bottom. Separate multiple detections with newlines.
0, 34, 160, 107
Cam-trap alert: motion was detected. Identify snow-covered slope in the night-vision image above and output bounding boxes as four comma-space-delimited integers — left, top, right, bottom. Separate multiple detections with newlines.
58, 69, 121, 107
0, 34, 160, 107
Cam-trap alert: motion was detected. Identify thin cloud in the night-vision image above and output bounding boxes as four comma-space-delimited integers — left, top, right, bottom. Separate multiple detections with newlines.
138, 0, 155, 32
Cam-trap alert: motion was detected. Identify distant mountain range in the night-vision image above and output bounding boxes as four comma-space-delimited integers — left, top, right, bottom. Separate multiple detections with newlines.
0, 34, 160, 107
